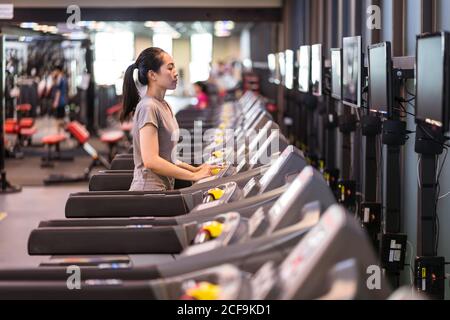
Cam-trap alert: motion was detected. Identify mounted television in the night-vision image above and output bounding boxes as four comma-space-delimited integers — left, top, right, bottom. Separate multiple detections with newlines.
330, 48, 342, 100
368, 42, 393, 115
342, 36, 363, 108
415, 32, 450, 131
298, 45, 311, 93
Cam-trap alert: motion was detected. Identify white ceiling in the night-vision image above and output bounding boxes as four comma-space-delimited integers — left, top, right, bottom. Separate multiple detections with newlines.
11, 0, 282, 8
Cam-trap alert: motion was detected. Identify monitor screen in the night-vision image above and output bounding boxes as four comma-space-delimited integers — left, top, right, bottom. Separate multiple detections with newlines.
368, 42, 392, 114
343, 36, 362, 108
311, 44, 323, 96
268, 54, 276, 83
331, 48, 342, 100
274, 53, 281, 85
298, 45, 311, 93
285, 50, 294, 90
416, 33, 448, 129
279, 52, 286, 86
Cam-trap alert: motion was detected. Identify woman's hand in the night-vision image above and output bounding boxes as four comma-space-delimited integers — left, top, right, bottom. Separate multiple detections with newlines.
191, 164, 223, 181
193, 163, 223, 173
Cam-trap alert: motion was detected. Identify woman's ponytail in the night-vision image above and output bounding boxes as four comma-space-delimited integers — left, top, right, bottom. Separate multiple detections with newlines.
120, 63, 139, 122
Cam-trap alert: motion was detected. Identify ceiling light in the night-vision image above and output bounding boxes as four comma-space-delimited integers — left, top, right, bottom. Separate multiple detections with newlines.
20, 22, 38, 29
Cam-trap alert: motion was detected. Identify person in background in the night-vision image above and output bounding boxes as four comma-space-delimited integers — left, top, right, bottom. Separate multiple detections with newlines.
51, 65, 68, 131
193, 81, 209, 110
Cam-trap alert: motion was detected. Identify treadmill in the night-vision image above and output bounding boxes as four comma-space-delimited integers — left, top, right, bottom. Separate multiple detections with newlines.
64, 130, 290, 218
28, 154, 330, 255
156, 205, 391, 300
1, 205, 392, 300
0, 166, 336, 294
40, 146, 309, 229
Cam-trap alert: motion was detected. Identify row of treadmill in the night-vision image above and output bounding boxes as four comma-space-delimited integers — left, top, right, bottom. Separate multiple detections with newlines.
0, 91, 409, 300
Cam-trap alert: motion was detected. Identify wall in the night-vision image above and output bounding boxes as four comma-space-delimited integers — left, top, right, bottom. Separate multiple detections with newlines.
134, 35, 152, 59
212, 36, 241, 64
172, 38, 190, 88
272, 0, 450, 298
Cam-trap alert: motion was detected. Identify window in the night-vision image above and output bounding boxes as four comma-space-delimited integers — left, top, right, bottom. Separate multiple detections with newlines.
153, 34, 173, 55
94, 32, 134, 85
190, 33, 212, 83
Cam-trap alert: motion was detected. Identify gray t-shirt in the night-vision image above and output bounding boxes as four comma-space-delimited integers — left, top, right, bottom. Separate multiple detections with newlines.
129, 96, 180, 191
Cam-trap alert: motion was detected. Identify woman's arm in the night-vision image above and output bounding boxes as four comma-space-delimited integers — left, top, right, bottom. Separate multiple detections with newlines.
140, 124, 211, 181
176, 161, 198, 172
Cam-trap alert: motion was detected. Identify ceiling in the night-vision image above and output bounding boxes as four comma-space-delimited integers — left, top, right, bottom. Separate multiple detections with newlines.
4, 21, 253, 40
10, 0, 282, 8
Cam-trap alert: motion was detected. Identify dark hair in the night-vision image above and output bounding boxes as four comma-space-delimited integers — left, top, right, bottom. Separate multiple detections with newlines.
120, 47, 166, 122
53, 65, 64, 72
194, 81, 208, 95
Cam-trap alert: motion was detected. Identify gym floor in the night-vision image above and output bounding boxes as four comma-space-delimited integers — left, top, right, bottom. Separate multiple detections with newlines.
0, 185, 177, 269
0, 185, 85, 268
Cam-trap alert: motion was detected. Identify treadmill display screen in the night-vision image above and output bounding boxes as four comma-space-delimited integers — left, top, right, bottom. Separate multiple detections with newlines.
368, 43, 390, 114
274, 53, 281, 85
279, 52, 286, 86
343, 36, 362, 108
311, 44, 323, 96
267, 169, 310, 226
298, 46, 311, 93
277, 206, 345, 299
259, 146, 292, 191
416, 33, 448, 129
268, 54, 276, 83
249, 121, 273, 153
249, 131, 279, 169
285, 49, 294, 90
331, 49, 342, 100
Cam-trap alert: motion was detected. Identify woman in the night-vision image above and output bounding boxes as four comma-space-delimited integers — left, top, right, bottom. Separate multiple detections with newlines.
121, 47, 217, 191
193, 81, 209, 110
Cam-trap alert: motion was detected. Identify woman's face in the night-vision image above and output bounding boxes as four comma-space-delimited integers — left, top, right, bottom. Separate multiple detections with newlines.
151, 53, 178, 90
194, 84, 201, 95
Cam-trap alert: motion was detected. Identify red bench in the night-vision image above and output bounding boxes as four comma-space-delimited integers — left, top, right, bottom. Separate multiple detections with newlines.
4, 117, 37, 158
41, 134, 68, 168
100, 131, 125, 161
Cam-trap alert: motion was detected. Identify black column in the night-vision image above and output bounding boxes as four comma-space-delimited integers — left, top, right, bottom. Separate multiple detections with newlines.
0, 34, 21, 193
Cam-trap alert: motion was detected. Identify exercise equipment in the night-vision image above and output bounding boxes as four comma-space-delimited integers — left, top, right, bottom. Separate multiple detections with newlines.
63, 142, 295, 219
28, 164, 334, 255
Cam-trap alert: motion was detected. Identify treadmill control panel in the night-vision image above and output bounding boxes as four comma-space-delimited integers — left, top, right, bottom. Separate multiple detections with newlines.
258, 146, 292, 192
250, 262, 277, 300
182, 212, 242, 256
176, 265, 243, 300
191, 182, 240, 212
242, 177, 260, 198
277, 205, 345, 300
235, 159, 247, 173
266, 168, 312, 232
248, 121, 274, 153
248, 131, 280, 170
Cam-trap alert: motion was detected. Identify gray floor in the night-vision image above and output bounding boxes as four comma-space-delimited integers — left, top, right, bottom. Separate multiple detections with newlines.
0, 185, 176, 269
0, 185, 86, 268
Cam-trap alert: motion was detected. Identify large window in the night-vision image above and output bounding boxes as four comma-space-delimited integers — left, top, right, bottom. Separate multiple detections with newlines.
153, 34, 173, 55
190, 33, 212, 83
94, 32, 134, 85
